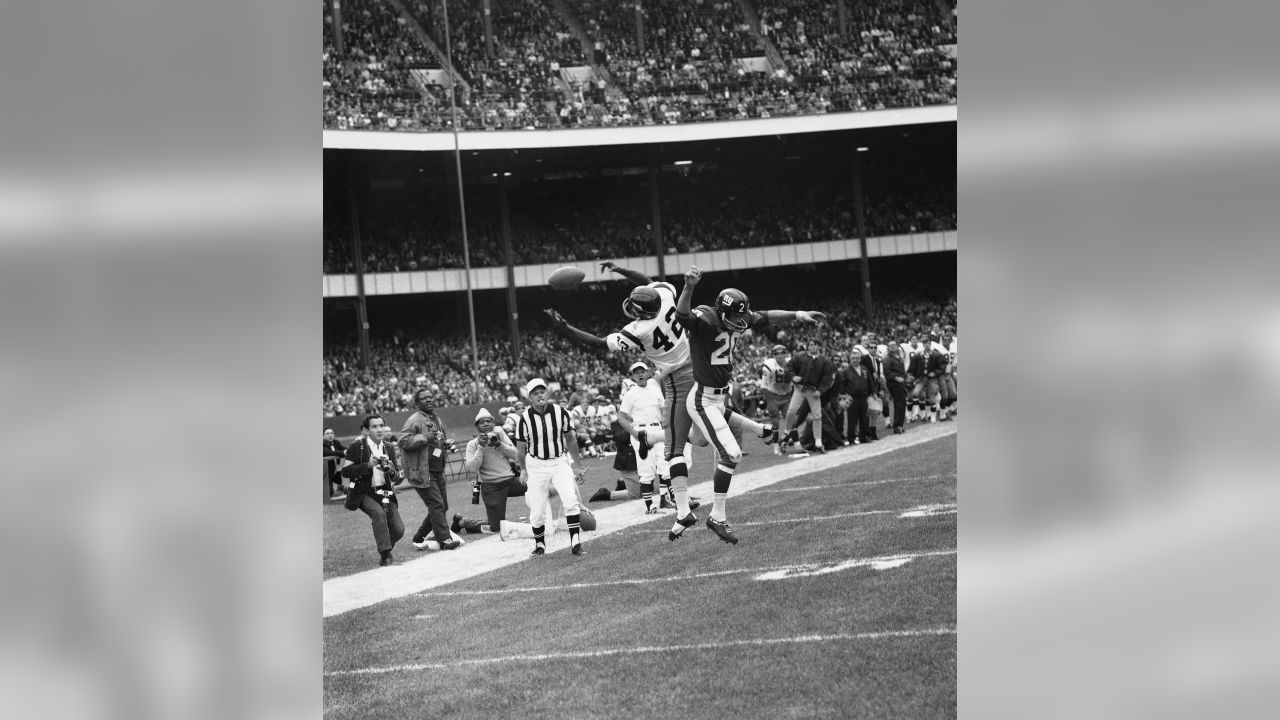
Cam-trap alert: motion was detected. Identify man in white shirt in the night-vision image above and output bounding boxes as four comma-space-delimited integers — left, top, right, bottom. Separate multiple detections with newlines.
617, 361, 671, 513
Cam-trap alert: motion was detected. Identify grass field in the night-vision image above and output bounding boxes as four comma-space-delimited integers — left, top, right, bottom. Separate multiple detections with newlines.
323, 424, 956, 719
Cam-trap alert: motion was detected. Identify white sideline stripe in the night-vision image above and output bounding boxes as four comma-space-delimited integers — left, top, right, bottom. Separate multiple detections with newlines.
615, 504, 958, 536
413, 550, 957, 597
615, 508, 900, 536
753, 473, 957, 494
323, 422, 956, 617
325, 627, 957, 677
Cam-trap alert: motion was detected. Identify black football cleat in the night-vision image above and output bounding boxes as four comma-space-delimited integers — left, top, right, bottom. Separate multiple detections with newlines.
705, 517, 739, 545
530, 545, 545, 556
450, 513, 463, 534
379, 553, 394, 566
589, 487, 611, 502
438, 539, 461, 550
571, 543, 586, 556
668, 512, 699, 541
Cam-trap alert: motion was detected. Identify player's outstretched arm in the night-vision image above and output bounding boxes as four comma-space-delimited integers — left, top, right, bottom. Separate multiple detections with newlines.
599, 261, 652, 287
760, 309, 828, 325
543, 308, 608, 348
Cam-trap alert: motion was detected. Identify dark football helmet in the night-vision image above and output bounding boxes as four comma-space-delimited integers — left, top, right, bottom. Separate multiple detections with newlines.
622, 286, 662, 320
715, 288, 751, 331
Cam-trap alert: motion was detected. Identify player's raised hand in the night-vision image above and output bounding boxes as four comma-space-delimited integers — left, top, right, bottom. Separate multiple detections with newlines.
599, 260, 616, 272
796, 310, 827, 324
543, 308, 566, 326
685, 265, 702, 287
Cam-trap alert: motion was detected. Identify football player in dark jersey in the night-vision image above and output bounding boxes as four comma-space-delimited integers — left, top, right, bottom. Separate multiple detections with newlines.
670, 265, 826, 544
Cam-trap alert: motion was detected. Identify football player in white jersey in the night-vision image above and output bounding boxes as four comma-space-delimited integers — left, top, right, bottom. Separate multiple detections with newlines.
758, 345, 793, 455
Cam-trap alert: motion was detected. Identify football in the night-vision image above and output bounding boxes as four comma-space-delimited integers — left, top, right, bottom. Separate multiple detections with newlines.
548, 266, 586, 290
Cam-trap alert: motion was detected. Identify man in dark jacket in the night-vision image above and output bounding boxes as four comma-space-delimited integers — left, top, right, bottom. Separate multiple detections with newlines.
783, 343, 837, 453
323, 428, 346, 500
884, 344, 910, 433
340, 415, 406, 567
800, 394, 854, 452
838, 347, 878, 443
397, 388, 461, 551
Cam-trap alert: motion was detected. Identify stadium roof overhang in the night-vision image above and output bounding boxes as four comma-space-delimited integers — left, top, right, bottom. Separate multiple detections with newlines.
322, 105, 955, 153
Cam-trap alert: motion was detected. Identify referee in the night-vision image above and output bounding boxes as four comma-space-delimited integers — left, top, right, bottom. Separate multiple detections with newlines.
515, 378, 587, 557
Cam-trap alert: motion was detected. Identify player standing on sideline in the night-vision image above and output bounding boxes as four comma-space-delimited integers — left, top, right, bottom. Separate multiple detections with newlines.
515, 378, 588, 557
758, 345, 793, 456
672, 265, 826, 544
544, 260, 716, 530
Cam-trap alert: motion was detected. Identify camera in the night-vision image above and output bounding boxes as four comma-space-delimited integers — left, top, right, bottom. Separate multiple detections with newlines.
485, 431, 501, 448
375, 456, 399, 484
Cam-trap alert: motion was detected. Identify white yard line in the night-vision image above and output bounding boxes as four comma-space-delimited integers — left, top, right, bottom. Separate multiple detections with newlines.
411, 549, 957, 597
325, 627, 957, 677
752, 473, 957, 493
323, 422, 956, 618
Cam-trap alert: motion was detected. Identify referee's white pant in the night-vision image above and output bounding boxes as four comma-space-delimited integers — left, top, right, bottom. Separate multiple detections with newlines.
525, 454, 580, 529
629, 422, 670, 484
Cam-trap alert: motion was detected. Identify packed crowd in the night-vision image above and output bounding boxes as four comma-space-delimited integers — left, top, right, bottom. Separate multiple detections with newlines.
322, 286, 954, 418
322, 0, 957, 132
324, 165, 955, 274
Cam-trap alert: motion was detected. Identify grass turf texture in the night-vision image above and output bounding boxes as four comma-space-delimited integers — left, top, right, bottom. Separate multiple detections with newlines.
323, 430, 956, 719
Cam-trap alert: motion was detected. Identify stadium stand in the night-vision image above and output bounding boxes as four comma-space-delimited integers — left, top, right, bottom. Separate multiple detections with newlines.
322, 149, 956, 274
322, 0, 957, 131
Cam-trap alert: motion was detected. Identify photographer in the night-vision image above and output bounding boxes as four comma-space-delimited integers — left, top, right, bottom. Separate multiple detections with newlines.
398, 388, 460, 552
463, 408, 521, 536
340, 415, 406, 568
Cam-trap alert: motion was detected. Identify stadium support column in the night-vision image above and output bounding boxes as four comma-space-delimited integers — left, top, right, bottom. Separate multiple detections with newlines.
852, 145, 873, 319
347, 160, 371, 370
499, 163, 520, 363
635, 3, 645, 55
482, 0, 494, 58
329, 0, 344, 55
648, 146, 666, 279
836, 0, 849, 42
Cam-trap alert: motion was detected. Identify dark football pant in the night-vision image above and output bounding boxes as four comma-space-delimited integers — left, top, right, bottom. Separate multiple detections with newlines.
357, 494, 404, 552
479, 480, 510, 533
889, 384, 909, 428
412, 474, 453, 543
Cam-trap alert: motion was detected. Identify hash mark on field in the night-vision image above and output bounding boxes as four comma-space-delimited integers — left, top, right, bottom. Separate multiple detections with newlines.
413, 549, 956, 597
324, 627, 956, 677
899, 503, 957, 518
753, 473, 956, 494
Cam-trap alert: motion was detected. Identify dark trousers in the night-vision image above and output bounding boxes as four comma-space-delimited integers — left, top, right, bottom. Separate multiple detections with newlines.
357, 494, 404, 552
889, 384, 909, 428
850, 394, 871, 441
479, 480, 511, 532
412, 474, 452, 543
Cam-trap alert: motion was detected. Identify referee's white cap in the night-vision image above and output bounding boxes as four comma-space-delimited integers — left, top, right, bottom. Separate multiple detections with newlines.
628, 360, 649, 373
524, 378, 547, 396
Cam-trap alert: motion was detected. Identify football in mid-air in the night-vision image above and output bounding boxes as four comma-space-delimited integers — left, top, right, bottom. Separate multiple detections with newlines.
548, 266, 586, 290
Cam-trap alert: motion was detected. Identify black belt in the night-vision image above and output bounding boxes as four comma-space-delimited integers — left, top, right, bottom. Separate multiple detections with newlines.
700, 385, 729, 395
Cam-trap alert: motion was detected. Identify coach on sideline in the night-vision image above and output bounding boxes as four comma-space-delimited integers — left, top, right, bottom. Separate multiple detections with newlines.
515, 378, 587, 557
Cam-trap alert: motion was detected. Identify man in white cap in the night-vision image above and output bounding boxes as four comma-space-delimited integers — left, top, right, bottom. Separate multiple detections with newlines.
514, 378, 587, 556
462, 407, 520, 536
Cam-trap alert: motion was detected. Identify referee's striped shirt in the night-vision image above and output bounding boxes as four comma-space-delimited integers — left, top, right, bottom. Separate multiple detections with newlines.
516, 404, 575, 459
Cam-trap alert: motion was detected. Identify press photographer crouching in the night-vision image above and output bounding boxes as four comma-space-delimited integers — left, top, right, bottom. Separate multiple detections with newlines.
464, 407, 523, 537
340, 414, 406, 567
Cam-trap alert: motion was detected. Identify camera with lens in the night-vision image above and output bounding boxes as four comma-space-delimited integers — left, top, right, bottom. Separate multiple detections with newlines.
374, 456, 400, 484
484, 431, 502, 448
